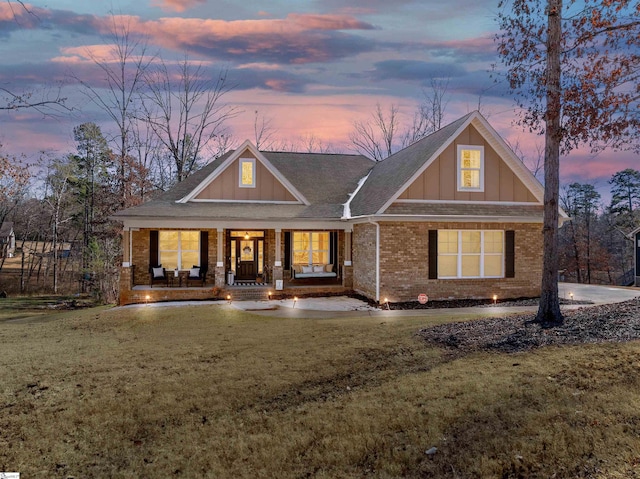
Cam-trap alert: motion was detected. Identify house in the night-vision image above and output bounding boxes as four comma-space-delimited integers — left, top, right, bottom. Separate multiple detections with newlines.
0, 222, 16, 258
113, 111, 556, 305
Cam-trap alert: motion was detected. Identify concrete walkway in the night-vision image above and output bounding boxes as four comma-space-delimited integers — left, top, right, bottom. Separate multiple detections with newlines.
116, 283, 639, 319
226, 282, 640, 319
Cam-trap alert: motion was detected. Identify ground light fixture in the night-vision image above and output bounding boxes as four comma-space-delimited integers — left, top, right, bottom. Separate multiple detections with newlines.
493, 294, 497, 304
570, 292, 574, 301
145, 295, 150, 305
384, 297, 390, 310
292, 296, 298, 308
268, 291, 272, 300
227, 294, 232, 304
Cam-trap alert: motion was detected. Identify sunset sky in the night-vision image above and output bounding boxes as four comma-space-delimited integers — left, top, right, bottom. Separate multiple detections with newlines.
0, 0, 636, 197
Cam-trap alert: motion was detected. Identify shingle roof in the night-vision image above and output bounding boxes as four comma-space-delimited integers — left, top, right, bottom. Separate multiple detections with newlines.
382, 203, 544, 219
113, 150, 373, 221
348, 112, 474, 217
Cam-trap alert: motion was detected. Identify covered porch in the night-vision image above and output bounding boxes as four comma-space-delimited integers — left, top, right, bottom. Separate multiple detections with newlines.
119, 224, 355, 305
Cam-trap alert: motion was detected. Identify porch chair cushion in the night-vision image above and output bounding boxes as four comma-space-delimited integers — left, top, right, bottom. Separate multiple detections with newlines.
325, 264, 334, 273
152, 266, 165, 278
313, 265, 325, 273
189, 267, 200, 278
302, 265, 314, 274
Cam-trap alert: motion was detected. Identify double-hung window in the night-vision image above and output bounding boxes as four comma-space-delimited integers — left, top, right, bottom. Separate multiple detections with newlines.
293, 232, 330, 265
437, 230, 504, 278
457, 145, 484, 192
159, 231, 200, 270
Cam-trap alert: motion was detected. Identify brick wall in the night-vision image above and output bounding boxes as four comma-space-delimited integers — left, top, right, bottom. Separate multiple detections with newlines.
353, 221, 542, 303
352, 223, 377, 299
130, 228, 218, 286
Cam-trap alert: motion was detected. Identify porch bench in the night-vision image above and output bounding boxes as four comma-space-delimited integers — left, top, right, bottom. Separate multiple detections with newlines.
291, 264, 337, 280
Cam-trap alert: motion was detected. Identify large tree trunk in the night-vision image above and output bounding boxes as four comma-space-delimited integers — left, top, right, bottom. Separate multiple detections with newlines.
536, 0, 564, 325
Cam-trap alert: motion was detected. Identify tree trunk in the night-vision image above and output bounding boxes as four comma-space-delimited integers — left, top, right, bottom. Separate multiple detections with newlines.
536, 0, 564, 325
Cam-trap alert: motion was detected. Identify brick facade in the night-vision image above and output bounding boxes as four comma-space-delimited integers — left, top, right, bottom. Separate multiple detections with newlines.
353, 221, 542, 303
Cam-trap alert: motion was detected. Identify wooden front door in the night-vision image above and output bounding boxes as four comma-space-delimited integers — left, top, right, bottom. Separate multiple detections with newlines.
236, 239, 257, 280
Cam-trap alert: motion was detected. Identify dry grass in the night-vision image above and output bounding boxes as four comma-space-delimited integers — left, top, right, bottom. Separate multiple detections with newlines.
1, 303, 640, 478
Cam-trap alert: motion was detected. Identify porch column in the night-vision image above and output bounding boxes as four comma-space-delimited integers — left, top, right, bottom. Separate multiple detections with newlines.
214, 228, 225, 288
122, 228, 131, 266
272, 228, 283, 287
119, 227, 135, 305
342, 229, 353, 288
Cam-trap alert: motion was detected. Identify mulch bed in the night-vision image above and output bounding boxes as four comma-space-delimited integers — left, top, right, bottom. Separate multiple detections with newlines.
418, 297, 640, 353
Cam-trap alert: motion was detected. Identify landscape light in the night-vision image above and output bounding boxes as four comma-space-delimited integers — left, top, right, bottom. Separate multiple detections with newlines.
569, 292, 574, 301
384, 297, 390, 310
293, 296, 298, 308
493, 294, 497, 305
227, 294, 232, 304
268, 291, 272, 300
145, 294, 150, 306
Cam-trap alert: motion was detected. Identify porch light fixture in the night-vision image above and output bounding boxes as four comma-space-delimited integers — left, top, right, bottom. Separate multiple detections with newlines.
493, 294, 497, 305
244, 231, 250, 240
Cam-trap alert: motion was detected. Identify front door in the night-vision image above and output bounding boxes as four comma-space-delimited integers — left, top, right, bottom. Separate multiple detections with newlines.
236, 239, 257, 280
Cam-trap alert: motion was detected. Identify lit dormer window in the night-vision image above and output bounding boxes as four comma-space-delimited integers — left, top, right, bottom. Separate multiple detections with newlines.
457, 145, 484, 192
239, 158, 256, 188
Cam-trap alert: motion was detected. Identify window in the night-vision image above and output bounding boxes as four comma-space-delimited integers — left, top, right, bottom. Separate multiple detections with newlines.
239, 158, 256, 187
437, 230, 503, 278
159, 231, 200, 270
293, 232, 330, 265
457, 145, 484, 191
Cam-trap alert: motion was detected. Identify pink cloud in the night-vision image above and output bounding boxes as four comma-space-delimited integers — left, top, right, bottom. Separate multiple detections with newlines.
74, 13, 375, 64
150, 0, 206, 13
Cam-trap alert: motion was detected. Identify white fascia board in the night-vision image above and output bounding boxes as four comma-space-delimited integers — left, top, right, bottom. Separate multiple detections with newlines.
375, 114, 474, 214
177, 140, 309, 205
348, 214, 545, 224
342, 171, 371, 219
119, 218, 352, 231
470, 114, 546, 204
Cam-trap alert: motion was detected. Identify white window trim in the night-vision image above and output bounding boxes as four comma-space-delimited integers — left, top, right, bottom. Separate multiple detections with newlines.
438, 230, 504, 279
159, 231, 200, 271
457, 145, 484, 192
238, 157, 256, 188
292, 231, 330, 265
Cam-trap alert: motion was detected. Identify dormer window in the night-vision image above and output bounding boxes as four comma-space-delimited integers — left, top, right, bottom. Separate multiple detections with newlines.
239, 158, 256, 188
457, 145, 484, 192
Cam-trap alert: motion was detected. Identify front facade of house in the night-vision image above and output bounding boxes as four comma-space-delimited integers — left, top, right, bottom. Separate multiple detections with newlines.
114, 111, 555, 305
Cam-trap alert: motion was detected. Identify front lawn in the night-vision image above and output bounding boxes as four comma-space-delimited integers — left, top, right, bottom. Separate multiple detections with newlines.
1, 303, 639, 478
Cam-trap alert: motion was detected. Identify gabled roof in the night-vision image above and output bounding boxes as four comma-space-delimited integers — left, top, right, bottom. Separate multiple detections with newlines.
348, 113, 474, 216
348, 111, 546, 217
113, 111, 551, 224
113, 145, 373, 221
179, 140, 309, 204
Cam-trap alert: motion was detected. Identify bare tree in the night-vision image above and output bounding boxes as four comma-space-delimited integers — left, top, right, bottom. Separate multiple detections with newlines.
252, 110, 279, 151
142, 58, 236, 182
350, 103, 400, 161
42, 157, 74, 294
76, 15, 154, 206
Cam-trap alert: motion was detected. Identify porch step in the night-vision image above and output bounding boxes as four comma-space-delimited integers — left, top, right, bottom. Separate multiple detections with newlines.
224, 288, 271, 301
